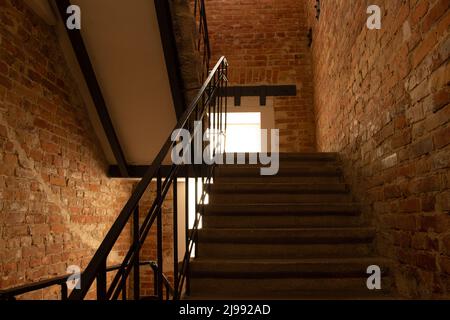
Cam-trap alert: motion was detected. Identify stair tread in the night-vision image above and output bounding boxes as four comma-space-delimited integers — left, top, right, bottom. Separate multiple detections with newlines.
215, 166, 342, 177
211, 182, 346, 186
197, 227, 375, 244
198, 227, 375, 233
190, 257, 390, 273
183, 291, 400, 300
202, 203, 361, 216
189, 277, 395, 297
216, 165, 341, 171
191, 257, 389, 264
220, 152, 339, 161
210, 182, 348, 193
186, 154, 396, 298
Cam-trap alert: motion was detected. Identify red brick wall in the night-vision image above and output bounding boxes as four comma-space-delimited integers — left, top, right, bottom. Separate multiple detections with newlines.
305, 0, 450, 298
206, 0, 316, 152
0, 0, 135, 298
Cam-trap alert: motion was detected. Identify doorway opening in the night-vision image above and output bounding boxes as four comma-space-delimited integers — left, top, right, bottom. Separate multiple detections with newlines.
224, 112, 262, 153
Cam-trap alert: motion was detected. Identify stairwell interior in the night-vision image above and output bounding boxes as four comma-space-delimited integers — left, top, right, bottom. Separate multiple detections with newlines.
189, 153, 391, 299
0, 0, 449, 300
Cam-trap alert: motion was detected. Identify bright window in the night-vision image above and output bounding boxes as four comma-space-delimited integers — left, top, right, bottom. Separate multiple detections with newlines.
224, 112, 261, 153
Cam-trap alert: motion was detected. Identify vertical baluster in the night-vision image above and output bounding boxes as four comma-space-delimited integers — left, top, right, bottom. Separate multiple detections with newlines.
166, 283, 170, 300
97, 259, 107, 300
121, 275, 127, 301
173, 177, 179, 300
194, 157, 198, 259
224, 62, 228, 152
153, 264, 158, 296
185, 157, 190, 296
156, 170, 163, 300
216, 72, 219, 150
133, 204, 140, 300
219, 69, 223, 149
61, 282, 68, 300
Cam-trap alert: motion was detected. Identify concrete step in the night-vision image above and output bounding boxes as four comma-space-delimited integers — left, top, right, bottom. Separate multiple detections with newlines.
201, 203, 363, 228
215, 165, 342, 178
203, 214, 365, 228
200, 203, 361, 216
216, 176, 343, 184
189, 277, 393, 298
183, 291, 399, 300
209, 182, 349, 194
210, 193, 353, 203
196, 228, 375, 244
197, 242, 375, 259
196, 228, 375, 259
190, 258, 391, 278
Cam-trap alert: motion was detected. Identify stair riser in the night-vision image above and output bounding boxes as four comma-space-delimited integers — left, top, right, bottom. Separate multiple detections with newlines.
219, 153, 339, 162
215, 176, 343, 184
200, 204, 361, 216
203, 215, 365, 228
210, 184, 348, 194
197, 243, 374, 259
215, 168, 342, 178
210, 193, 353, 203
185, 153, 391, 299
191, 263, 390, 278
190, 278, 393, 296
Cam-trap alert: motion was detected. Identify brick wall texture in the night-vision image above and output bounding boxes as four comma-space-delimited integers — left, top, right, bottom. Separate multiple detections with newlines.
0, 0, 135, 298
206, 0, 316, 152
305, 0, 450, 298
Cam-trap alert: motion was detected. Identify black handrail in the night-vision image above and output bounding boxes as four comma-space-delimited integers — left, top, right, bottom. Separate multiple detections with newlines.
0, 261, 158, 301
67, 56, 228, 300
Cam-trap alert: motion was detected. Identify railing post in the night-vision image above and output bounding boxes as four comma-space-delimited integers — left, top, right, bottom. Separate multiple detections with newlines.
194, 170, 198, 258
61, 282, 68, 300
153, 263, 158, 296
224, 62, 228, 153
173, 177, 179, 299
185, 166, 191, 296
97, 259, 107, 300
156, 171, 163, 300
133, 204, 140, 300
121, 275, 127, 301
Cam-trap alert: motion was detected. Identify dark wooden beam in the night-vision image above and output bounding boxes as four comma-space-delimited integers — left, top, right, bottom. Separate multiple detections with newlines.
55, 0, 129, 177
219, 85, 297, 106
154, 0, 186, 119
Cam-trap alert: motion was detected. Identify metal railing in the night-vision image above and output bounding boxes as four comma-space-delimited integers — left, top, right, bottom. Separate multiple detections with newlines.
0, 2, 225, 301
0, 56, 227, 301
83, 57, 227, 300
0, 261, 169, 300
0, 56, 228, 301
70, 56, 227, 301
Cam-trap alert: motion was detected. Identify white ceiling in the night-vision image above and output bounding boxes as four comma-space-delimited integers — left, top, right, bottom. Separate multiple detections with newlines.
43, 0, 177, 165
72, 0, 176, 165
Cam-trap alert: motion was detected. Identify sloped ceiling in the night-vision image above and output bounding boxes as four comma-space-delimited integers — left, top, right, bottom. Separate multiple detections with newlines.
41, 0, 177, 165
71, 0, 176, 165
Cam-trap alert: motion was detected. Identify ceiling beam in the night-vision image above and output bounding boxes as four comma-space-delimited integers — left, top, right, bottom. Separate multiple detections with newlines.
154, 0, 186, 120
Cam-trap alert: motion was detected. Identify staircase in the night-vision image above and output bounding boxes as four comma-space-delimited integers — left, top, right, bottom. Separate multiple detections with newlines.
187, 153, 393, 300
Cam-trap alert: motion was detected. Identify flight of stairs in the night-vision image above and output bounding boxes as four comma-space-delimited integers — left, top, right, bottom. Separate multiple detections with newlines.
185, 153, 394, 300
